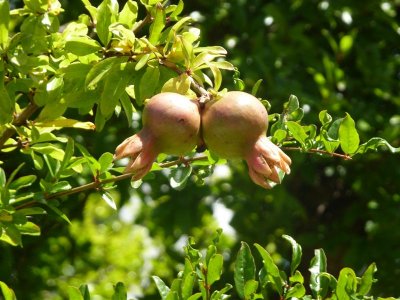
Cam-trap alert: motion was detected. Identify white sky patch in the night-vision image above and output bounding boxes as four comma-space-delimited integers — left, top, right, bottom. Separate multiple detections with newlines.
190, 11, 205, 22
119, 194, 142, 224
212, 201, 236, 237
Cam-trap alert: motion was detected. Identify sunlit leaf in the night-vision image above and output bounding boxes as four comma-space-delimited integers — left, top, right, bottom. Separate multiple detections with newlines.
136, 66, 160, 105
98, 152, 114, 173
207, 253, 223, 285
335, 268, 357, 299
96, 0, 118, 45
35, 118, 95, 130
9, 175, 37, 191
286, 121, 308, 148
339, 113, 359, 155
359, 263, 377, 295
0, 281, 16, 300
149, 4, 166, 44
86, 57, 128, 89
65, 36, 102, 55
153, 276, 170, 300
118, 0, 138, 29
0, 0, 10, 50
17, 221, 40, 236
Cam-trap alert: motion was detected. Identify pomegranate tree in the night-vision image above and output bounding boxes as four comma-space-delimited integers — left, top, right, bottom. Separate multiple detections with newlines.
114, 92, 201, 180
202, 91, 291, 189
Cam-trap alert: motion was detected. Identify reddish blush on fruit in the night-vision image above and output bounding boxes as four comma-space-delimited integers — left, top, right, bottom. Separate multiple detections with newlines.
202, 91, 291, 189
114, 92, 201, 180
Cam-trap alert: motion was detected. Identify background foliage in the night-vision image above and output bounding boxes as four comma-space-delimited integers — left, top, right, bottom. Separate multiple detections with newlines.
0, 0, 399, 299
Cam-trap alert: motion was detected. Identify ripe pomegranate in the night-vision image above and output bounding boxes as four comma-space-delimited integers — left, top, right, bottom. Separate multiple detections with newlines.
202, 91, 291, 189
114, 92, 201, 180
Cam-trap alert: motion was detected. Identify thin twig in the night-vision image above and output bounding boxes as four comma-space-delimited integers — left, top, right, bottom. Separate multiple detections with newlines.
0, 101, 38, 149
282, 146, 352, 160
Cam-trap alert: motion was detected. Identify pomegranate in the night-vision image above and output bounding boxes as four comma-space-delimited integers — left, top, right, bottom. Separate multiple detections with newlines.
114, 92, 201, 180
202, 91, 291, 189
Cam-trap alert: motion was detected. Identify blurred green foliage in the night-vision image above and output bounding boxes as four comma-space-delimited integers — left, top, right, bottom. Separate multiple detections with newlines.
0, 0, 399, 299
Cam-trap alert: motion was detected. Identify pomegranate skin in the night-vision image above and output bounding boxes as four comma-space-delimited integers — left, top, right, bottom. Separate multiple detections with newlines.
142, 92, 200, 155
202, 91, 268, 158
202, 91, 291, 189
114, 92, 200, 180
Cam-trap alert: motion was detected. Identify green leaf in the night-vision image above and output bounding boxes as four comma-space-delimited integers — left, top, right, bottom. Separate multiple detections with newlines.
254, 243, 284, 295
207, 253, 223, 285
153, 276, 170, 300
0, 86, 13, 125
58, 137, 75, 177
358, 263, 377, 295
136, 66, 160, 105
210, 283, 233, 300
9, 175, 37, 191
17, 221, 40, 236
86, 57, 128, 89
79, 285, 91, 300
149, 4, 166, 44
1, 224, 22, 246
244, 280, 259, 299
169, 0, 184, 19
285, 283, 306, 298
0, 0, 10, 50
161, 74, 191, 94
356, 137, 400, 154
182, 271, 196, 299
335, 268, 357, 299
46, 202, 71, 224
99, 152, 114, 174
289, 270, 304, 284
169, 165, 192, 190
96, 0, 118, 45
118, 0, 138, 29
286, 121, 308, 148
65, 36, 102, 56
319, 110, 333, 125
0, 281, 17, 300
251, 79, 263, 96
282, 235, 302, 276
100, 62, 135, 118
339, 113, 359, 155
112, 282, 127, 300
309, 248, 327, 297
68, 286, 84, 300
286, 94, 300, 113
0, 168, 6, 188
234, 241, 256, 299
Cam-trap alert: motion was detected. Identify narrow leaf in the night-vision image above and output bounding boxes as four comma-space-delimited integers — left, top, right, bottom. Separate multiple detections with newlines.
118, 0, 138, 29
336, 268, 357, 299
101, 191, 117, 210
149, 4, 166, 44
96, 0, 118, 45
86, 57, 128, 89
254, 243, 284, 295
0, 281, 17, 300
152, 276, 170, 300
234, 241, 256, 299
282, 235, 302, 276
251, 79, 263, 96
309, 248, 327, 297
0, 0, 10, 50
